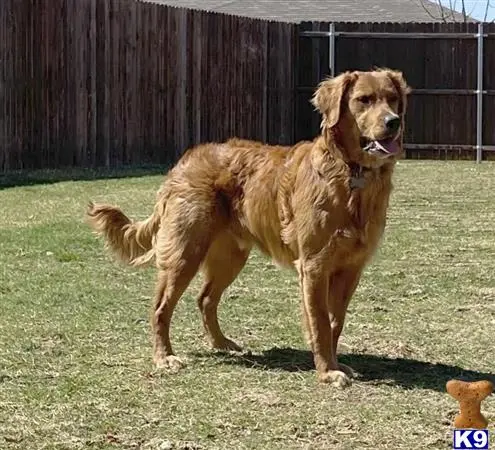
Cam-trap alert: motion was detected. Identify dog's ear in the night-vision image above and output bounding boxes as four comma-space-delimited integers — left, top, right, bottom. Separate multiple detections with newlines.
383, 69, 411, 157
311, 71, 356, 129
384, 69, 411, 117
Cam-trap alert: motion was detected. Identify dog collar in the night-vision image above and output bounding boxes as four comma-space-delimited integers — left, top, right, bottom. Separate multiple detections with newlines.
348, 163, 372, 190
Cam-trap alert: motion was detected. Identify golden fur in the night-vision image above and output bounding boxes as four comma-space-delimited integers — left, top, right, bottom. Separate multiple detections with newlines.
87, 68, 411, 387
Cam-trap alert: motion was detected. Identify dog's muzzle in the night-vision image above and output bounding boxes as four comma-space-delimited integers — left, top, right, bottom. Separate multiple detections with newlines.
360, 134, 401, 156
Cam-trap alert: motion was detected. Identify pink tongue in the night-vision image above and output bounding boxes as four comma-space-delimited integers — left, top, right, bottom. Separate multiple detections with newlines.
376, 139, 400, 154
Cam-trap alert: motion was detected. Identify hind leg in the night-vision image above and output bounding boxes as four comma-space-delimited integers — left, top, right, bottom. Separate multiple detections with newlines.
197, 233, 251, 351
151, 200, 215, 371
152, 263, 201, 371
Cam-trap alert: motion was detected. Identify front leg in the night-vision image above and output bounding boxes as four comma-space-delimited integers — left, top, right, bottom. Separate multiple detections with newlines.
327, 267, 363, 378
298, 258, 352, 388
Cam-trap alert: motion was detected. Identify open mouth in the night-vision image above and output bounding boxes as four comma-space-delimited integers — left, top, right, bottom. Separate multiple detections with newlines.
360, 136, 401, 156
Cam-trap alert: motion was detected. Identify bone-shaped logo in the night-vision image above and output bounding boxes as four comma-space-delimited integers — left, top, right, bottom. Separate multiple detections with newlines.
446, 379, 494, 429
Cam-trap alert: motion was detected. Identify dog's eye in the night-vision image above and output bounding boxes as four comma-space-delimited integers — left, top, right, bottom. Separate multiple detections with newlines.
358, 96, 371, 104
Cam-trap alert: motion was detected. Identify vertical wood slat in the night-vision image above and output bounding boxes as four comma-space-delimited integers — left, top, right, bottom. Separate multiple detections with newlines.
53, 0, 64, 168
138, 2, 147, 163
191, 9, 203, 143
144, 2, 152, 162
1, 0, 12, 169
109, 0, 120, 167
13, 0, 25, 169
88, 0, 97, 167
483, 22, 495, 148
95, 0, 109, 167
123, 0, 136, 165
24, 0, 32, 167
63, 0, 74, 167
0, 0, 10, 170
73, 0, 84, 166
0, 0, 5, 170
150, 3, 157, 161
75, 0, 86, 167
41, 0, 48, 168
268, 21, 296, 144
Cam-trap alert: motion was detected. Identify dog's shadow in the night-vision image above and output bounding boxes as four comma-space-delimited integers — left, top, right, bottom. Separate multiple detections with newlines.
194, 347, 495, 392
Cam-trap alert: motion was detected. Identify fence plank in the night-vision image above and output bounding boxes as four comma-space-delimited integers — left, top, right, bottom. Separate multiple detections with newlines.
0, 0, 5, 169
267, 22, 296, 144
0, 0, 10, 169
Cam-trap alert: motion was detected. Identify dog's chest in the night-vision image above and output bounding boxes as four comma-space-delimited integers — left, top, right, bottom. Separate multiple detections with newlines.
328, 184, 390, 267
331, 220, 385, 267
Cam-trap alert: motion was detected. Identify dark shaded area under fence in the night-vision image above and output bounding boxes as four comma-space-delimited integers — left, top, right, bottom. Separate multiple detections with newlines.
1, 1, 495, 171
0, 165, 169, 189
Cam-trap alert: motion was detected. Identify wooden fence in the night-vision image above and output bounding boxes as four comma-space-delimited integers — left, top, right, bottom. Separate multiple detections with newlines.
0, 0, 295, 171
296, 21, 495, 160
2, 1, 495, 171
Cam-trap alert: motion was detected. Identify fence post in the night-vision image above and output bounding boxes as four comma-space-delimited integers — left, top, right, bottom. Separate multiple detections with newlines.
328, 22, 335, 77
476, 22, 484, 164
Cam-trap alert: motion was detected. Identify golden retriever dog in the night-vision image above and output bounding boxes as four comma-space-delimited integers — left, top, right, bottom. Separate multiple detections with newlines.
87, 68, 410, 388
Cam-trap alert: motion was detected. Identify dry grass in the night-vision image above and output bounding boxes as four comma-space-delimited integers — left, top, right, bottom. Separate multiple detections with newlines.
1, 161, 494, 449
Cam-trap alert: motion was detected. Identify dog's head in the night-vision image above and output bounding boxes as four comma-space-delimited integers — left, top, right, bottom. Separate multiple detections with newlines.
312, 69, 411, 166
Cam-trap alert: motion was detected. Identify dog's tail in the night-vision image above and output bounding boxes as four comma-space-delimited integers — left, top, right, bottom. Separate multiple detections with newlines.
86, 199, 163, 267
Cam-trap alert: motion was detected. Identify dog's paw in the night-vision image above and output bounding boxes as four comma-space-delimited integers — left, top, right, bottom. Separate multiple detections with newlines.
318, 369, 352, 388
154, 355, 186, 372
338, 363, 356, 378
212, 337, 242, 352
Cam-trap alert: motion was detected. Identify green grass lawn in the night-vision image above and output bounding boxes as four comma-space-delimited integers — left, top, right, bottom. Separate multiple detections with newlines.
1, 161, 494, 449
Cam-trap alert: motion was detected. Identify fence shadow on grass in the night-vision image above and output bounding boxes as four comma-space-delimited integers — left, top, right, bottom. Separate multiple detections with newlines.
202, 347, 495, 392
0, 165, 169, 189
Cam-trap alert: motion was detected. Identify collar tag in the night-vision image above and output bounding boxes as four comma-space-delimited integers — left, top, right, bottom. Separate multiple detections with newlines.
349, 163, 367, 190
350, 175, 366, 190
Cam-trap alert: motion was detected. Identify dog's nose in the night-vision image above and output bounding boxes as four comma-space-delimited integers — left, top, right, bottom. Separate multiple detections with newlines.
384, 114, 401, 133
